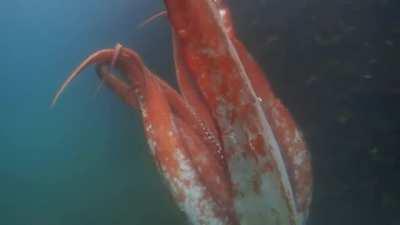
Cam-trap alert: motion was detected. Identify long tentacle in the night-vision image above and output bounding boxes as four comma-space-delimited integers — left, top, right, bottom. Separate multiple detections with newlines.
51, 49, 115, 107
53, 44, 234, 215
96, 61, 236, 223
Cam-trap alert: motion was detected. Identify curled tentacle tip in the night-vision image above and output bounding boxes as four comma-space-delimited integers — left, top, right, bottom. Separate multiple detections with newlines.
50, 97, 58, 108
50, 49, 114, 108
111, 43, 123, 69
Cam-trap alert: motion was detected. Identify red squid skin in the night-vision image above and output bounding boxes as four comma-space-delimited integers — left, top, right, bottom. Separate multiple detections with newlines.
165, 0, 312, 216
53, 1, 312, 225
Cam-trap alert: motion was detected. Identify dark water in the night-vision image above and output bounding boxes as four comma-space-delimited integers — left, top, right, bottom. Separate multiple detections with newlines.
1, 0, 399, 225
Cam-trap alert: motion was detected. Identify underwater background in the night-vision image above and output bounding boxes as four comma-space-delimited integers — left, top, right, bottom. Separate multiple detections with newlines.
1, 0, 399, 225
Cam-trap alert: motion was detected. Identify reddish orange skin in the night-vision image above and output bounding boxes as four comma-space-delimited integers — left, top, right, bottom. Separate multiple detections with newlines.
55, 1, 312, 224
165, 0, 312, 213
